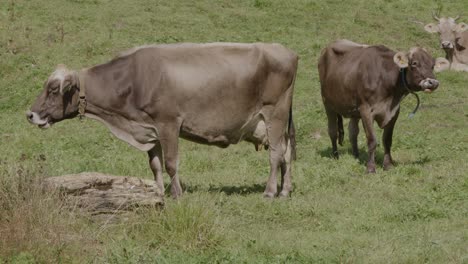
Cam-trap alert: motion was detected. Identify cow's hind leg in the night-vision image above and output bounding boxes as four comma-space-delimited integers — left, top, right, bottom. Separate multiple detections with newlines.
348, 117, 360, 158
263, 119, 284, 198
263, 100, 293, 198
279, 134, 292, 197
325, 107, 339, 158
382, 109, 399, 170
360, 107, 377, 173
337, 115, 344, 146
159, 122, 183, 198
148, 142, 165, 194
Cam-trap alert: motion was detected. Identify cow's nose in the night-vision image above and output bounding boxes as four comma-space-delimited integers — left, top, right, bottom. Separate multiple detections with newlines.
26, 111, 33, 120
427, 79, 439, 89
441, 41, 453, 49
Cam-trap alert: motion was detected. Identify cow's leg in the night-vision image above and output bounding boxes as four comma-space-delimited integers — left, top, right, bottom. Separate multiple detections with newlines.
337, 115, 344, 146
382, 109, 400, 170
159, 123, 183, 199
360, 108, 377, 173
325, 107, 339, 158
148, 142, 164, 194
348, 117, 360, 158
264, 120, 284, 198
279, 134, 292, 197
263, 96, 293, 198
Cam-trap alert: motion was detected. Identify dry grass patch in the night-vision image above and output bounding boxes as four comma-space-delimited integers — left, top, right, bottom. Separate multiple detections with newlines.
0, 164, 99, 263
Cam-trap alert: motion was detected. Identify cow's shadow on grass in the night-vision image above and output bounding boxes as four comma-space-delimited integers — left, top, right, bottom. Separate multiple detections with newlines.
210, 184, 265, 195
399, 155, 432, 166
318, 147, 432, 167
318, 146, 384, 165
183, 183, 265, 196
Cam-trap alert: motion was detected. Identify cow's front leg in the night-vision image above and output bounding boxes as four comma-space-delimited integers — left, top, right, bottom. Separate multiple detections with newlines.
159, 122, 183, 199
148, 142, 165, 194
382, 109, 400, 170
360, 107, 377, 173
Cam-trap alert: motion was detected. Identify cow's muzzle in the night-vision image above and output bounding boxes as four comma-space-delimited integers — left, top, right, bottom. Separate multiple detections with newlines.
26, 110, 51, 129
419, 78, 439, 93
441, 41, 454, 50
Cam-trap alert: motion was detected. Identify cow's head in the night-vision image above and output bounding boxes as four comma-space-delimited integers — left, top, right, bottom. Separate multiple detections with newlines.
393, 48, 439, 93
26, 65, 80, 128
424, 14, 467, 58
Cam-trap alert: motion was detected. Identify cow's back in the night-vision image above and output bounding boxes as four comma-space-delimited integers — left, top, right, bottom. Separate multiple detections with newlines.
133, 42, 297, 71
318, 40, 368, 86
140, 42, 297, 108
132, 43, 297, 92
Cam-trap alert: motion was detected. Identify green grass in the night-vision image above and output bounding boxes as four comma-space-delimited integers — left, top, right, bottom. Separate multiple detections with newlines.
1, 0, 468, 263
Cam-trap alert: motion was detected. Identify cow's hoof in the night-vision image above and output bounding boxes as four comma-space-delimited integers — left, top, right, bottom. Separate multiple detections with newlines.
366, 167, 376, 173
263, 192, 275, 199
352, 151, 359, 159
383, 163, 394, 171
156, 184, 165, 196
383, 157, 394, 171
278, 191, 290, 198
171, 190, 182, 199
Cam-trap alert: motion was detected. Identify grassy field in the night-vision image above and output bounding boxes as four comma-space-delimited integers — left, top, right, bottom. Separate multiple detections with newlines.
1, 0, 467, 263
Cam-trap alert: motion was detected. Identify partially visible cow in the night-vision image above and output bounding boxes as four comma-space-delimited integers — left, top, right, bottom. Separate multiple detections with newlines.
27, 43, 298, 198
424, 13, 468, 72
318, 39, 440, 173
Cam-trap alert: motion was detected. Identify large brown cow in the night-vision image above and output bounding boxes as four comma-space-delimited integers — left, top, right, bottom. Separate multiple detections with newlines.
318, 39, 439, 173
27, 43, 298, 198
424, 14, 468, 72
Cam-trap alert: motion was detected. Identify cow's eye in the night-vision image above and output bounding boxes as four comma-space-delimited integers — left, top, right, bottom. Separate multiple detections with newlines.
411, 61, 418, 67
49, 86, 59, 94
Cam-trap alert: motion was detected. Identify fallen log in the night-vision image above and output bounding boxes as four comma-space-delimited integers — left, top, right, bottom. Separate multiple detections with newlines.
43, 172, 164, 215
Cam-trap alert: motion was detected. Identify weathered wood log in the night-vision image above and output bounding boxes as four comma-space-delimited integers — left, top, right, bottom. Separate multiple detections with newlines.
43, 172, 164, 215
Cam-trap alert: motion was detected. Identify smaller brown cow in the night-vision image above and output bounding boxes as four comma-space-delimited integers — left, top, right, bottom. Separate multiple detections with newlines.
424, 13, 468, 72
318, 40, 440, 173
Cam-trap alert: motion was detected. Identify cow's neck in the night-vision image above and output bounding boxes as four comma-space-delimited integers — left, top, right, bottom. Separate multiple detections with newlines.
397, 68, 420, 117
453, 49, 467, 65
445, 49, 454, 64
397, 68, 411, 97
77, 69, 159, 152
78, 70, 109, 116
453, 32, 468, 65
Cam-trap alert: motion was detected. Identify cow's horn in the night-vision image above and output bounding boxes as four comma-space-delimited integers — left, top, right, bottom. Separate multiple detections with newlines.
432, 11, 440, 21
454, 15, 461, 21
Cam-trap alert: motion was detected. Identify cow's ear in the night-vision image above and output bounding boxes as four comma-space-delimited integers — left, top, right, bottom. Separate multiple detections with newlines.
60, 72, 78, 94
393, 52, 409, 68
424, 23, 439, 33
434, 57, 450, 72
454, 22, 468, 33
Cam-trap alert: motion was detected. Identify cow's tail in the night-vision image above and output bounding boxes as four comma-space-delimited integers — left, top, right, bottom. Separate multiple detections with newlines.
288, 105, 297, 160
288, 61, 298, 161
337, 114, 344, 146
